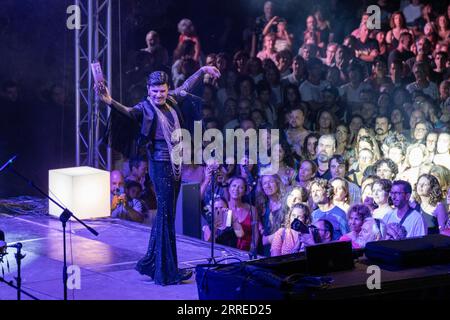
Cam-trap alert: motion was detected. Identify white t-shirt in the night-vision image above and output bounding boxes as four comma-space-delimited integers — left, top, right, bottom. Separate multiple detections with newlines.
299, 80, 328, 103
373, 206, 395, 220
383, 208, 426, 238
339, 82, 365, 105
406, 81, 439, 101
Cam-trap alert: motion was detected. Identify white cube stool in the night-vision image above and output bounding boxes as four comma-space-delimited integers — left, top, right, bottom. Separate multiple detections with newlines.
48, 166, 110, 219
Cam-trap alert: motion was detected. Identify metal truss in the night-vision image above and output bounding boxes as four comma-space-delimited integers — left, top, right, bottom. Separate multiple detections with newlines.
75, 0, 112, 170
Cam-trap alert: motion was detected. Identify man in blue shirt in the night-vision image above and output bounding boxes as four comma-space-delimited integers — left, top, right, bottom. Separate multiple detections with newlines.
310, 178, 349, 240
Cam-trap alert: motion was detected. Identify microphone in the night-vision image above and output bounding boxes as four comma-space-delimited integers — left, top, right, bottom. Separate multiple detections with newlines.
7, 242, 22, 250
0, 155, 17, 172
179, 90, 204, 102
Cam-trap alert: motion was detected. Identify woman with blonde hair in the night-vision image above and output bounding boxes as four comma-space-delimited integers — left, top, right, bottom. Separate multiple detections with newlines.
398, 144, 430, 186
255, 174, 286, 256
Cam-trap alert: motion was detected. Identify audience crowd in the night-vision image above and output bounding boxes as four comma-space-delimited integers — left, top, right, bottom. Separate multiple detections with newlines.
9, 0, 446, 255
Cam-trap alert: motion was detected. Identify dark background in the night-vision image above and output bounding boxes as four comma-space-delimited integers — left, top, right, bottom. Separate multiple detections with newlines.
0, 0, 446, 196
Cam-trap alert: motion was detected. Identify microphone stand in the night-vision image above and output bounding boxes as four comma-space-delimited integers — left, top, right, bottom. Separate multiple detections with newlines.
0, 243, 39, 300
207, 169, 217, 265
6, 165, 99, 300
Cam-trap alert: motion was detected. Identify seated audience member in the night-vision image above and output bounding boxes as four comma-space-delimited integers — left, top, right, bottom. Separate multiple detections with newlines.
111, 180, 147, 223
203, 197, 244, 247
330, 177, 351, 213
355, 217, 387, 248
227, 177, 260, 253
302, 132, 320, 161
310, 178, 349, 240
385, 223, 408, 240
256, 174, 286, 256
257, 33, 278, 64
374, 159, 398, 181
414, 174, 448, 233
315, 134, 336, 180
299, 58, 329, 112
270, 203, 311, 256
340, 204, 372, 249
383, 180, 427, 238
372, 179, 395, 219
433, 132, 450, 170
110, 170, 125, 211
329, 155, 361, 204
301, 219, 334, 246
296, 159, 317, 189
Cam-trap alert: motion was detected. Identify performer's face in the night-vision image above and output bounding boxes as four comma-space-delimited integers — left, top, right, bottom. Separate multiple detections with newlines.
148, 84, 169, 106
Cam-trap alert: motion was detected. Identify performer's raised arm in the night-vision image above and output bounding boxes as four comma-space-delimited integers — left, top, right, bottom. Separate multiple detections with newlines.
171, 66, 220, 98
95, 83, 134, 118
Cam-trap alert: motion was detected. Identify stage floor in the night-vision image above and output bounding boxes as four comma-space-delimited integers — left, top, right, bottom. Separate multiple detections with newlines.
0, 212, 251, 300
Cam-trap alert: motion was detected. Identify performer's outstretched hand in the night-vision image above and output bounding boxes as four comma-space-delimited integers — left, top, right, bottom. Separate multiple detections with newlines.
94, 82, 112, 105
201, 66, 221, 79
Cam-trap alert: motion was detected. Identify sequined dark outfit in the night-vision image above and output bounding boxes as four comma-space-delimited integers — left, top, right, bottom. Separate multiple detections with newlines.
106, 68, 205, 285
136, 160, 181, 284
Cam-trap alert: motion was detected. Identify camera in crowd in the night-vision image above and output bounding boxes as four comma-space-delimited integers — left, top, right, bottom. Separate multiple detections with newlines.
113, 187, 125, 196
290, 219, 326, 244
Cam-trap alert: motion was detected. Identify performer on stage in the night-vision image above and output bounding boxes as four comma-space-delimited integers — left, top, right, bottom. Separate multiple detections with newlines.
96, 65, 221, 285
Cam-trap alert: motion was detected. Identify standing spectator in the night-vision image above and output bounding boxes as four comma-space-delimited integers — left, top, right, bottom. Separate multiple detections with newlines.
383, 180, 426, 238
271, 203, 311, 256
299, 58, 328, 113
355, 218, 387, 248
388, 32, 415, 68
353, 23, 379, 68
329, 155, 361, 204
340, 204, 372, 248
374, 159, 399, 181
315, 134, 336, 180
174, 18, 201, 62
262, 17, 294, 52
374, 115, 392, 145
330, 177, 351, 213
202, 197, 244, 248
302, 132, 320, 161
372, 179, 394, 219
296, 159, 317, 189
285, 105, 310, 157
436, 15, 450, 41
281, 55, 307, 86
310, 178, 349, 240
386, 12, 411, 48
406, 62, 439, 101
257, 33, 278, 64
256, 174, 285, 256
433, 132, 450, 170
255, 1, 276, 51
228, 177, 260, 253
111, 180, 147, 223
403, 0, 423, 26
414, 174, 448, 233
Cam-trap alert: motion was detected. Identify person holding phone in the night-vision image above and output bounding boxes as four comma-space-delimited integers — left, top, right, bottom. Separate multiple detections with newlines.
202, 197, 244, 248
95, 65, 220, 285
